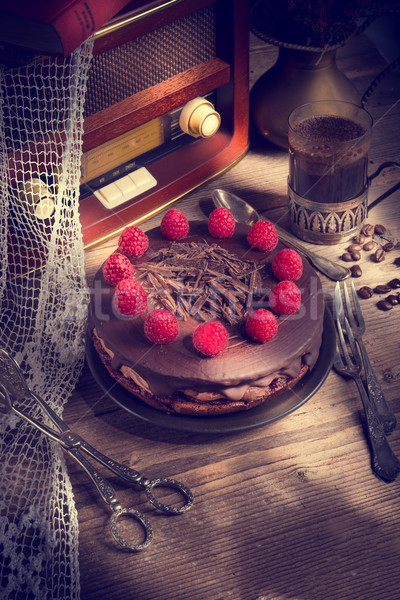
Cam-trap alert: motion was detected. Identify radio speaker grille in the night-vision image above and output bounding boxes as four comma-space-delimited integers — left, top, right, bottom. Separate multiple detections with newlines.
84, 5, 216, 117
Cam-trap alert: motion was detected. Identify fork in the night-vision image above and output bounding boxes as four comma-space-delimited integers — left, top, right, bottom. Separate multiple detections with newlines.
337, 281, 397, 434
333, 313, 400, 482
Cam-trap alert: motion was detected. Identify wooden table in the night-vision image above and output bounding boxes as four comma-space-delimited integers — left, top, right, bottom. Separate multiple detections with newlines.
64, 31, 400, 600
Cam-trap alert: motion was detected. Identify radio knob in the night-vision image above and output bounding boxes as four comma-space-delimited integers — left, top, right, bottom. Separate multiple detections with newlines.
179, 97, 221, 138
17, 178, 55, 220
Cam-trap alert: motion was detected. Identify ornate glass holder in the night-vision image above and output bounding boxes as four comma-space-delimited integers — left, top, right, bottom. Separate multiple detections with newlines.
288, 184, 368, 244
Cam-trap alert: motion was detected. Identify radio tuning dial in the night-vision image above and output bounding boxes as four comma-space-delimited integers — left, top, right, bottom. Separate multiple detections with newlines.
179, 97, 221, 138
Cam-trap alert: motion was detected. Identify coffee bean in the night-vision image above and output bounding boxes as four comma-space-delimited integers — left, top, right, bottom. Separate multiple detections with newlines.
386, 294, 399, 306
341, 252, 353, 262
353, 233, 365, 245
363, 240, 376, 251
361, 223, 374, 237
358, 286, 373, 299
351, 250, 361, 261
374, 224, 386, 235
350, 265, 362, 278
388, 278, 400, 289
394, 257, 400, 267
382, 242, 395, 252
347, 243, 362, 253
373, 247, 385, 263
377, 300, 393, 311
374, 284, 392, 294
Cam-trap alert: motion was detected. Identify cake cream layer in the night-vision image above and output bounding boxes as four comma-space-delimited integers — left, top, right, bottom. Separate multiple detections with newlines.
90, 222, 324, 403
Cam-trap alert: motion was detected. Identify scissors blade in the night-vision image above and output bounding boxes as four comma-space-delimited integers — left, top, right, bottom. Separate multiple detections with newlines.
0, 383, 65, 444
30, 390, 69, 433
0, 348, 32, 402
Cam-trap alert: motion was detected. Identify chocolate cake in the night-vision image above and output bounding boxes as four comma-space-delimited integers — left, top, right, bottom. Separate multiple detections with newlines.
89, 220, 324, 416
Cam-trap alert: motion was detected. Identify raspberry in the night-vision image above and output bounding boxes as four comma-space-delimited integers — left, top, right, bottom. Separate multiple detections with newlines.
272, 248, 303, 281
161, 209, 189, 240
113, 278, 147, 317
245, 309, 278, 343
144, 309, 179, 344
118, 226, 149, 257
208, 207, 235, 238
247, 220, 278, 252
102, 253, 135, 285
192, 321, 229, 357
269, 281, 301, 315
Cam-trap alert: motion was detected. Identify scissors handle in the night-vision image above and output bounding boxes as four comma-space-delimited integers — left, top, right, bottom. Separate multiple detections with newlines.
69, 434, 145, 484
110, 507, 153, 552
68, 446, 154, 551
145, 478, 194, 514
66, 445, 122, 509
68, 435, 194, 514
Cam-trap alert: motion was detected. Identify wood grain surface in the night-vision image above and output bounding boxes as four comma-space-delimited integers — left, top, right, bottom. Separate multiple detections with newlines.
63, 31, 400, 600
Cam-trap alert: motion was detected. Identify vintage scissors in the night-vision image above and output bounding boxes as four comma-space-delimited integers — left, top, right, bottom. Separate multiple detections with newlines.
0, 348, 193, 552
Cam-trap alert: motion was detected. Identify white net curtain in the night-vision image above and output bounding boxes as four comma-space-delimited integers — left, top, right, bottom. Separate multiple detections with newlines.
0, 39, 94, 599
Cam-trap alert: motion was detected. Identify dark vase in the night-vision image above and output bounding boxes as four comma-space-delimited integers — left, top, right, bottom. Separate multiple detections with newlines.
250, 46, 360, 149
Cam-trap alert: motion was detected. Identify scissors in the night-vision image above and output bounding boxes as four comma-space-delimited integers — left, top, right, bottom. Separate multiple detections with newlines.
0, 348, 193, 552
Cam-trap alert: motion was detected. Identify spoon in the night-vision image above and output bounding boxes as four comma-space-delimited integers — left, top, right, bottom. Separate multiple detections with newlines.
212, 189, 351, 281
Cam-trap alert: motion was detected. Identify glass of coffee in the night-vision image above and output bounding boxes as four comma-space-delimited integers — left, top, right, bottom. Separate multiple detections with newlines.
288, 100, 373, 244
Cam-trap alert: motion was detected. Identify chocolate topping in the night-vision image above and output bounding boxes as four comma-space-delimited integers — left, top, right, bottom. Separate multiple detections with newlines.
135, 240, 263, 324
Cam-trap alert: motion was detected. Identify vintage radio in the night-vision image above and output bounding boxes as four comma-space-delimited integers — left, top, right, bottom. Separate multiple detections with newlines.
79, 0, 249, 247
3, 0, 249, 276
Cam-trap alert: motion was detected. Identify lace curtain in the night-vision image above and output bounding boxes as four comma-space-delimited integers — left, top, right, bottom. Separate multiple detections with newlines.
0, 38, 93, 600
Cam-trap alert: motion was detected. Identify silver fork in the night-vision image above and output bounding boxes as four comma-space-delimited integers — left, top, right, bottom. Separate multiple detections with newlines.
333, 312, 400, 482
339, 281, 397, 433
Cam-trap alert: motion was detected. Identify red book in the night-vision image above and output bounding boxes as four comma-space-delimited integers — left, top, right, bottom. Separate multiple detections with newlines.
0, 0, 134, 57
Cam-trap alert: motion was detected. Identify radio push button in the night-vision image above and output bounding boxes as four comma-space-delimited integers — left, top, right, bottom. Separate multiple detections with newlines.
95, 182, 123, 206
115, 176, 137, 196
179, 97, 221, 138
94, 168, 157, 209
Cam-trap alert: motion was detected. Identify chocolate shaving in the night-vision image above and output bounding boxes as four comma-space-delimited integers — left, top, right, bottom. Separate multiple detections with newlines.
135, 240, 264, 324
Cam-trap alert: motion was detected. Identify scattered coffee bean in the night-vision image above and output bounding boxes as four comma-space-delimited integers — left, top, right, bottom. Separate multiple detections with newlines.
374, 224, 387, 235
386, 294, 399, 306
361, 223, 374, 237
353, 233, 366, 245
350, 265, 362, 278
394, 257, 400, 267
351, 250, 361, 261
377, 299, 393, 311
388, 278, 400, 289
374, 284, 392, 294
341, 252, 353, 262
382, 241, 395, 252
358, 286, 373, 299
373, 247, 385, 263
363, 240, 376, 251
347, 243, 362, 253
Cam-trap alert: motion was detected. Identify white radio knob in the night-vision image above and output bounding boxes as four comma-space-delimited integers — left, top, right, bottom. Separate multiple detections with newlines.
179, 97, 221, 138
17, 178, 55, 220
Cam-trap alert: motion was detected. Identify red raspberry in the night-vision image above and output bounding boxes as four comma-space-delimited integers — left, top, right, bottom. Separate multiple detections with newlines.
192, 321, 229, 356
245, 309, 278, 343
144, 309, 179, 344
247, 220, 278, 251
118, 226, 149, 257
269, 281, 301, 315
208, 207, 235, 238
113, 278, 147, 317
161, 209, 189, 240
272, 248, 303, 281
102, 253, 135, 285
